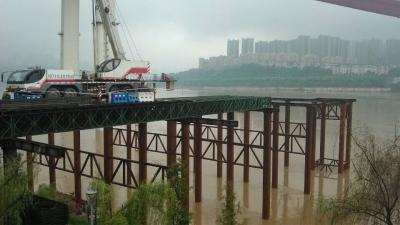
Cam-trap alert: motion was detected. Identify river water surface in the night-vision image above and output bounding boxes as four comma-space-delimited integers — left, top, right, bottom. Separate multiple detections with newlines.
26, 87, 400, 225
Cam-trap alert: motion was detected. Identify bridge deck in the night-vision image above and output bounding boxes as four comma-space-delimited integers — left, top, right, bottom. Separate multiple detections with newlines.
0, 95, 271, 140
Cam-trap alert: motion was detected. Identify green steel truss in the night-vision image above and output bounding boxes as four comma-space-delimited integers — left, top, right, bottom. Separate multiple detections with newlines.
0, 96, 270, 140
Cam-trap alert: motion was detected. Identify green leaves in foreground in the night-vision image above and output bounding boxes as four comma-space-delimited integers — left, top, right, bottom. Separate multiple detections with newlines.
0, 155, 30, 225
122, 183, 178, 225
89, 179, 128, 225
90, 162, 191, 225
217, 185, 242, 225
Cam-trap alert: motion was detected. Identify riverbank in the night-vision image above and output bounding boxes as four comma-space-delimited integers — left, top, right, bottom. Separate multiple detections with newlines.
173, 64, 397, 89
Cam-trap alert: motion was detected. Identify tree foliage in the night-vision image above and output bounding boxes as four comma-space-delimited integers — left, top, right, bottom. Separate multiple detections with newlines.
36, 183, 57, 200
167, 161, 191, 225
0, 155, 30, 225
217, 185, 242, 225
89, 180, 128, 225
174, 64, 386, 88
122, 183, 178, 225
323, 131, 400, 225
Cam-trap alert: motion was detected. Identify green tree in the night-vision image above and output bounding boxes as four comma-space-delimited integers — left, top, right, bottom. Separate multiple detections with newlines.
217, 184, 242, 225
322, 131, 400, 225
89, 180, 128, 225
167, 162, 191, 225
0, 155, 30, 225
36, 183, 57, 200
122, 183, 178, 225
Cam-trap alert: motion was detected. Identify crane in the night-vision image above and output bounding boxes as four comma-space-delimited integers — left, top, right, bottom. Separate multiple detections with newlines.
1, 0, 174, 101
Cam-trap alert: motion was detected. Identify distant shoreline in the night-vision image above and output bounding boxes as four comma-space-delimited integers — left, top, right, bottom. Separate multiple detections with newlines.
181, 85, 392, 93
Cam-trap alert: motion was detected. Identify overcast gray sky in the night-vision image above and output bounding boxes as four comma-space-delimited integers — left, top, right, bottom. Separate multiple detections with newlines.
1, 0, 400, 73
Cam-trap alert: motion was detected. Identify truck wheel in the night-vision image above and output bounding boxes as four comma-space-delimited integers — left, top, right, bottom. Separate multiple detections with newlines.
64, 87, 78, 97
46, 88, 61, 98
122, 85, 132, 91
109, 86, 120, 92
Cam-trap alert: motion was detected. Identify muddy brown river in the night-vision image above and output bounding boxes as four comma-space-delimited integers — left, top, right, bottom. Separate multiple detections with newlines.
30, 87, 400, 225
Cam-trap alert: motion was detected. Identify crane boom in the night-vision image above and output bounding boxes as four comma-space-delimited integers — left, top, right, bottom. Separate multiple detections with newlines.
96, 0, 126, 60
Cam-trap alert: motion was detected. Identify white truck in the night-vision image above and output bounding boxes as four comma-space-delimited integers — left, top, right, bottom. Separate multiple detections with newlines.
2, 60, 171, 100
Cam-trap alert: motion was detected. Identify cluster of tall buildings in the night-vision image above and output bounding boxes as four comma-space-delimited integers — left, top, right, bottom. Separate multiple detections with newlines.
199, 35, 400, 75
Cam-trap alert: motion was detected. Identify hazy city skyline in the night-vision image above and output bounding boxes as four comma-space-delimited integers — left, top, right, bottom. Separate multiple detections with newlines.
223, 35, 400, 65
2, 0, 400, 73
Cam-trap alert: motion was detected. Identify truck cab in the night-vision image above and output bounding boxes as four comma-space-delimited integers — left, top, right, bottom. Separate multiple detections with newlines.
96, 58, 150, 80
2, 68, 78, 99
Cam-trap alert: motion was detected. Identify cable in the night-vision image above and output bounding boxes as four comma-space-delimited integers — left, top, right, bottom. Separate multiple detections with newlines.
117, 9, 136, 61
112, 0, 135, 60
115, 2, 144, 61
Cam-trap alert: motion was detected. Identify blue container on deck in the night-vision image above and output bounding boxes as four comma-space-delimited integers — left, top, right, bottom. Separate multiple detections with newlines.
110, 92, 139, 104
14, 92, 44, 101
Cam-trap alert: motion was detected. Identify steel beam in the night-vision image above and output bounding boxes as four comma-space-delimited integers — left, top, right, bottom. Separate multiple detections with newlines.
272, 106, 279, 188
345, 103, 353, 170
104, 127, 113, 183
1, 138, 65, 157
284, 104, 290, 167
181, 122, 190, 210
139, 123, 147, 184
338, 104, 347, 173
243, 111, 250, 183
48, 133, 56, 188
217, 113, 223, 178
0, 96, 270, 140
304, 107, 312, 194
167, 121, 177, 168
319, 103, 327, 165
176, 118, 238, 128
26, 135, 34, 191
310, 108, 317, 170
127, 124, 132, 185
226, 112, 235, 186
73, 130, 81, 202
194, 118, 202, 202
262, 109, 272, 220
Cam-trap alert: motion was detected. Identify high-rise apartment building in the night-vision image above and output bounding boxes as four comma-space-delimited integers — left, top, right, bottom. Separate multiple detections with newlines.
227, 39, 240, 57
255, 41, 269, 54
241, 38, 254, 55
386, 39, 400, 65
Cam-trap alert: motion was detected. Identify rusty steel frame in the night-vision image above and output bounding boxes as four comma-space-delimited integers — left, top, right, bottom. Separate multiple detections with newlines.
6, 97, 355, 221
112, 120, 307, 170
27, 141, 167, 189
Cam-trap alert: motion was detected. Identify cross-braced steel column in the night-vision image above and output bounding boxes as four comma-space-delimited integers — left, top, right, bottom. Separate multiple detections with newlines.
139, 123, 147, 184
284, 104, 290, 167
26, 135, 34, 191
217, 113, 223, 178
194, 118, 202, 202
319, 103, 327, 165
226, 112, 235, 187
127, 124, 132, 185
243, 112, 250, 183
103, 127, 113, 183
167, 121, 177, 168
338, 104, 347, 173
272, 106, 279, 188
262, 109, 272, 220
48, 133, 56, 188
181, 122, 190, 210
345, 103, 353, 170
73, 130, 81, 202
304, 106, 313, 194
